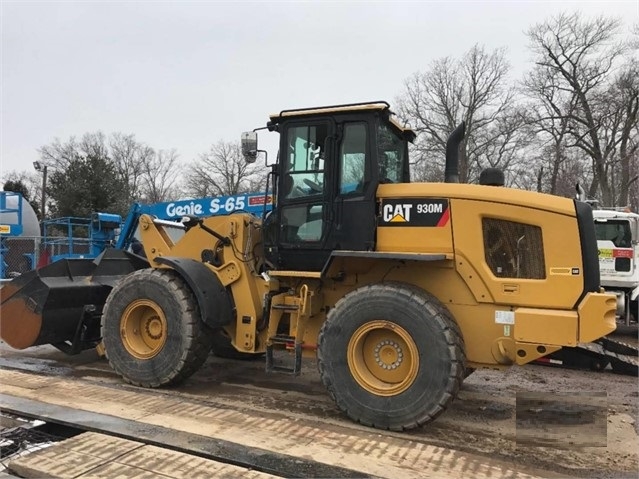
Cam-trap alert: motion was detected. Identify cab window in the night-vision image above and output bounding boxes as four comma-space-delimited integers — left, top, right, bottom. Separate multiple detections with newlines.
377, 123, 406, 183
283, 124, 328, 199
595, 220, 632, 248
339, 123, 367, 194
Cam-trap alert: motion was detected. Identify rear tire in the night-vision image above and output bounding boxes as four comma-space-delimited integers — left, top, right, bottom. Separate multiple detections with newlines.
317, 282, 465, 431
101, 268, 213, 387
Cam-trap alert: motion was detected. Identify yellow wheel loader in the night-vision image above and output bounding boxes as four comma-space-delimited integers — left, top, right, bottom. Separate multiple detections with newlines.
0, 102, 616, 431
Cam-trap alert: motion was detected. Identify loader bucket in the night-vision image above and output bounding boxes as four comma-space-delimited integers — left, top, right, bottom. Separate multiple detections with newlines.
0, 249, 147, 351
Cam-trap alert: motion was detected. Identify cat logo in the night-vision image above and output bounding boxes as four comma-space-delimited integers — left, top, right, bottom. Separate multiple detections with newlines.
380, 198, 449, 227
383, 204, 413, 223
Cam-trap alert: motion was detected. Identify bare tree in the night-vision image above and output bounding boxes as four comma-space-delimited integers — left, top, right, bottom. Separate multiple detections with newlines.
184, 141, 266, 197
526, 12, 637, 206
396, 44, 525, 183
611, 61, 639, 206
39, 131, 186, 217
139, 149, 182, 203
631, 23, 639, 49
623, 23, 639, 210
110, 133, 153, 203
38, 132, 185, 214
38, 136, 82, 170
521, 63, 580, 195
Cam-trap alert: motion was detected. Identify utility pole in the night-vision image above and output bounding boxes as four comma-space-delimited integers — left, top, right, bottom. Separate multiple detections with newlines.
33, 161, 48, 234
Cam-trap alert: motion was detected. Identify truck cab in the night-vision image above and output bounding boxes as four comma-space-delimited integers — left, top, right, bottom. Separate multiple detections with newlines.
593, 209, 639, 324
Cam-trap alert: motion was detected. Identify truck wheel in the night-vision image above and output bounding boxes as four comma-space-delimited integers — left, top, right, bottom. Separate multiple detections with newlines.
101, 268, 213, 387
317, 282, 465, 431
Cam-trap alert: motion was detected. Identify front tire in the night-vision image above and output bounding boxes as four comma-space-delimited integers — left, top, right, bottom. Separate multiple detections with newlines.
101, 268, 213, 387
317, 282, 465, 431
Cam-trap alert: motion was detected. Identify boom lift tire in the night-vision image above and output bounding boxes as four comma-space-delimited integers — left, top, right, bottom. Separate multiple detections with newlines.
101, 269, 214, 387
317, 282, 465, 431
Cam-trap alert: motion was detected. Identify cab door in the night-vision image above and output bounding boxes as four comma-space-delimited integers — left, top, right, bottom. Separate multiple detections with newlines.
266, 120, 333, 271
328, 121, 376, 252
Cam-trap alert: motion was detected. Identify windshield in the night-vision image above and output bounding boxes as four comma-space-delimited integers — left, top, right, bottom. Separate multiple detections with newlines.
594, 220, 632, 248
377, 122, 408, 183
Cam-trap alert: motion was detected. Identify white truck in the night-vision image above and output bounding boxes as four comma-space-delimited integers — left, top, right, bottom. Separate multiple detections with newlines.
593, 208, 638, 329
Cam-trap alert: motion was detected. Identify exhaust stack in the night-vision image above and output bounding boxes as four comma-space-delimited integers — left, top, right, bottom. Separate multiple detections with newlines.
445, 122, 466, 183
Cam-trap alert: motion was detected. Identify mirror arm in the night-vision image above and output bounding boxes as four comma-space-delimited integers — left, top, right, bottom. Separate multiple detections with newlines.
258, 149, 268, 166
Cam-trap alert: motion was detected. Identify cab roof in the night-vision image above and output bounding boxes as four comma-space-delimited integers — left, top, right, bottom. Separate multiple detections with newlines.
268, 101, 416, 141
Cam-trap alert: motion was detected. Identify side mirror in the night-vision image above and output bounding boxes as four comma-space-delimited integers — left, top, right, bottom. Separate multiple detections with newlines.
241, 131, 258, 163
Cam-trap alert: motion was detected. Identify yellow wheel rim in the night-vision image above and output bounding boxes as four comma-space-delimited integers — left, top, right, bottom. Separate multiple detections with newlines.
347, 320, 419, 396
120, 299, 168, 359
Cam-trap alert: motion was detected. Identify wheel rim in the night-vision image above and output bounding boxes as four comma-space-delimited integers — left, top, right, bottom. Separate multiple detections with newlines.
347, 320, 419, 396
120, 299, 168, 359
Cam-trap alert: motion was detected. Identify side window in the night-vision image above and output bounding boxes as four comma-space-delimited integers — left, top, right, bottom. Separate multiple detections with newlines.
377, 123, 405, 183
283, 124, 328, 199
339, 123, 367, 194
482, 218, 546, 279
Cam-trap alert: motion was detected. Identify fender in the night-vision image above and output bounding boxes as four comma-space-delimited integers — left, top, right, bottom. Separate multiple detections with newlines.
154, 257, 234, 329
631, 285, 639, 302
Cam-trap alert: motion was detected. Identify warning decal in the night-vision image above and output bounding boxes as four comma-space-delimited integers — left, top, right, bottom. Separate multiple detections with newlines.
599, 248, 633, 259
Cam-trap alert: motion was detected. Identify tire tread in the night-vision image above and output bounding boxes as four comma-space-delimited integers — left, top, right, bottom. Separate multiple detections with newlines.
101, 268, 213, 388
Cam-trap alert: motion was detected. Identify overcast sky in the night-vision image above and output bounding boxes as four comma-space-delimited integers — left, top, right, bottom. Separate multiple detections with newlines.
1, 1, 637, 181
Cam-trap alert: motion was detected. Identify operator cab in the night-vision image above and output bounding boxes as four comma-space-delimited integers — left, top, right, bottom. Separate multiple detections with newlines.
243, 101, 415, 271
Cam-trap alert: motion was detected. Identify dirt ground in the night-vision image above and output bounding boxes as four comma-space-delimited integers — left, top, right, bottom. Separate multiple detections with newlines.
193, 355, 639, 478
0, 341, 637, 478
